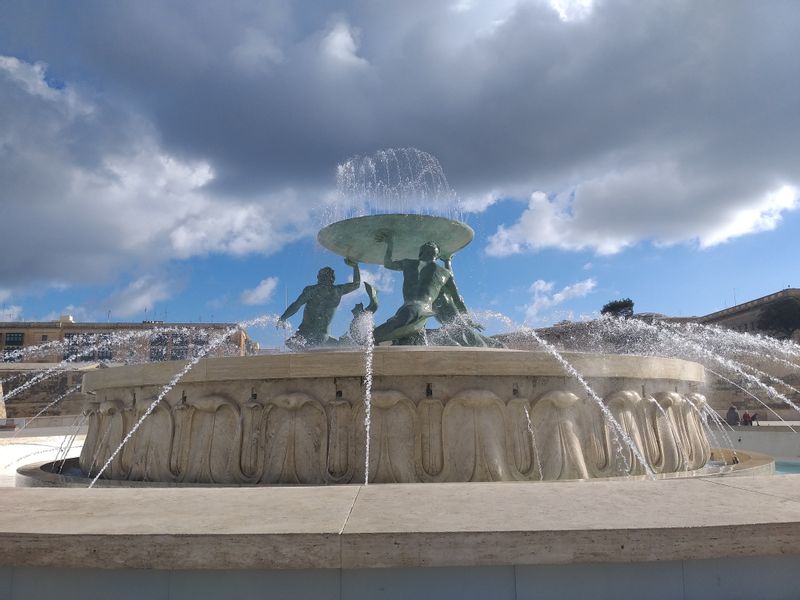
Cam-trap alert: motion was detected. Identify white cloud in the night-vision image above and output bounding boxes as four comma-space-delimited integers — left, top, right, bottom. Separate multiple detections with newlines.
3, 1, 800, 294
525, 277, 597, 322
241, 277, 279, 305
169, 189, 310, 258
699, 185, 799, 248
103, 276, 175, 318
0, 56, 311, 292
487, 172, 800, 257
360, 268, 396, 293
0, 305, 23, 321
37, 305, 93, 322
549, 0, 595, 22
0, 56, 57, 99
320, 20, 369, 68
459, 190, 503, 213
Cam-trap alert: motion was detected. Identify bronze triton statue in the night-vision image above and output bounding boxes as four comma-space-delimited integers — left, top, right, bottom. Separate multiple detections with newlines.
278, 257, 361, 349
293, 213, 505, 348
373, 231, 466, 345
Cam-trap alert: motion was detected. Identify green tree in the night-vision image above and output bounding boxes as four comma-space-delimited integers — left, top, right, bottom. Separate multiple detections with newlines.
601, 298, 634, 319
757, 297, 800, 338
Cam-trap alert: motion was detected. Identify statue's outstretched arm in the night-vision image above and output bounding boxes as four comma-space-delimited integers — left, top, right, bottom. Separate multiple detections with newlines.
279, 289, 310, 321
339, 257, 361, 293
376, 230, 403, 271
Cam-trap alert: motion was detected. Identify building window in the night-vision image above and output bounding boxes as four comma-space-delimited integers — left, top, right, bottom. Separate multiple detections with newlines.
150, 334, 168, 362
95, 334, 113, 361
63, 332, 102, 361
2, 333, 24, 362
4, 332, 24, 346
64, 333, 85, 361
184, 333, 209, 360
41, 334, 49, 342
63, 332, 114, 362
171, 334, 189, 361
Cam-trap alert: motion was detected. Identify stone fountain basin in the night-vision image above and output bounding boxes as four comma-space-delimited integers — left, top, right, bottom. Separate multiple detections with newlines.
79, 348, 709, 484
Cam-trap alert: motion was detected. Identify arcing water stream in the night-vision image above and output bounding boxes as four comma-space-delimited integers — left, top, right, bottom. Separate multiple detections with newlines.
4, 307, 800, 486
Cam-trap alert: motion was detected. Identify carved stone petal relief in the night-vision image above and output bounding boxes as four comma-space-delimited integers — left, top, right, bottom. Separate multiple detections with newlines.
262, 393, 327, 485
325, 399, 354, 483
441, 389, 511, 482
505, 398, 540, 480
649, 392, 686, 473
531, 390, 589, 481
88, 399, 131, 480
685, 393, 712, 469
127, 404, 175, 482
599, 391, 649, 477
417, 398, 445, 480
177, 395, 243, 484
240, 402, 269, 482
354, 390, 417, 484
78, 402, 102, 475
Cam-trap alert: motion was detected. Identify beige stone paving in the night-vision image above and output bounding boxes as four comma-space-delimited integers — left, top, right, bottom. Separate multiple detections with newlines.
0, 476, 799, 570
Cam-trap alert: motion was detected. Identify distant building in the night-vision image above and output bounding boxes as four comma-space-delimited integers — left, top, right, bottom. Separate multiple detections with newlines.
0, 316, 257, 418
0, 315, 257, 363
496, 288, 800, 419
697, 288, 800, 336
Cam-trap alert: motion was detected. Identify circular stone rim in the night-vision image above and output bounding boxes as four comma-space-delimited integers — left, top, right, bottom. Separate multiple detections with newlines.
317, 214, 474, 264
81, 348, 706, 391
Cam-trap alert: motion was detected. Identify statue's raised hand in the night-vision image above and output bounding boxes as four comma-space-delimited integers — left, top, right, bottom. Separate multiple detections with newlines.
344, 257, 357, 267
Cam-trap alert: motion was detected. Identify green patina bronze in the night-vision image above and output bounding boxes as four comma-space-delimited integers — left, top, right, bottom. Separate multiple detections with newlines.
371, 231, 499, 346
430, 285, 504, 348
282, 213, 502, 348
278, 258, 361, 349
317, 214, 473, 264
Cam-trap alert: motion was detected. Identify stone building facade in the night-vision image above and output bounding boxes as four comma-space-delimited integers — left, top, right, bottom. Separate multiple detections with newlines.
0, 315, 255, 363
0, 317, 256, 418
697, 288, 800, 336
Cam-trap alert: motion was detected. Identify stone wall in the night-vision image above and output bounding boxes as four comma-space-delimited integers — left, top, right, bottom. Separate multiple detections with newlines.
0, 365, 90, 418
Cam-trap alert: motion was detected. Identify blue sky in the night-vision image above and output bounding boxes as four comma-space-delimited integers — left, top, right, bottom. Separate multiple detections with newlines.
1, 0, 799, 349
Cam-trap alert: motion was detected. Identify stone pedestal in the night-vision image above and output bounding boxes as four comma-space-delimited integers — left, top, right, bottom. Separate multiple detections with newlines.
80, 348, 709, 484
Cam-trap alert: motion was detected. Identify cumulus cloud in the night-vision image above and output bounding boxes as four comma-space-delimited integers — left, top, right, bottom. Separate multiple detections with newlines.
38, 304, 94, 323
524, 277, 596, 322
320, 19, 369, 69
488, 178, 800, 257
1, 0, 800, 287
549, 0, 595, 22
0, 55, 311, 294
360, 268, 395, 294
241, 277, 279, 305
103, 276, 176, 318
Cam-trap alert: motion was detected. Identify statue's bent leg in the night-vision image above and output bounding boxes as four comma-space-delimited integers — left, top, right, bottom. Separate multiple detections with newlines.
373, 304, 430, 344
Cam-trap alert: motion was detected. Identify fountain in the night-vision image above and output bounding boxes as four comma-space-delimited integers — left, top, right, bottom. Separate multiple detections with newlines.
64, 211, 715, 485
4, 150, 799, 600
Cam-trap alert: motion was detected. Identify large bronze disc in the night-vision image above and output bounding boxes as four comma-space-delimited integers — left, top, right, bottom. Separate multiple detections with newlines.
318, 214, 474, 264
